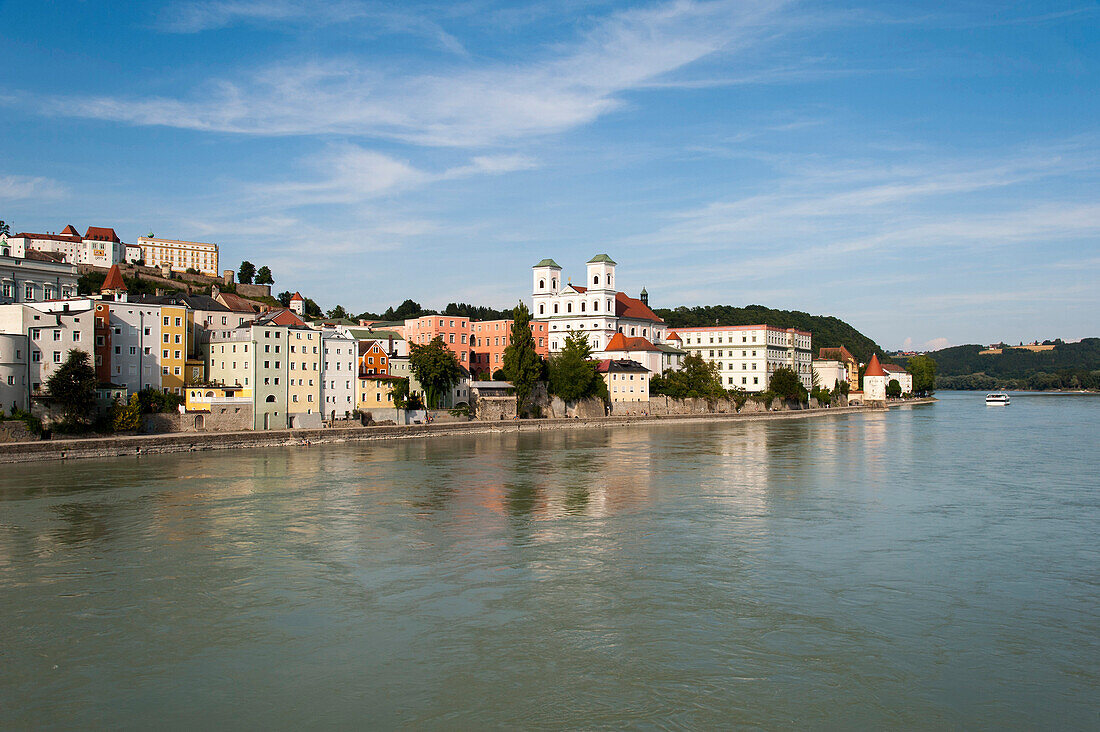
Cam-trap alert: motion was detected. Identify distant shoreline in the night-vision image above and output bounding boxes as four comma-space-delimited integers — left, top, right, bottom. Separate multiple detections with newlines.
0, 399, 935, 465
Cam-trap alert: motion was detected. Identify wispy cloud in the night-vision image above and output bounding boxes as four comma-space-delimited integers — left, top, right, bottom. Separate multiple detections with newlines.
45, 0, 792, 146
0, 174, 65, 202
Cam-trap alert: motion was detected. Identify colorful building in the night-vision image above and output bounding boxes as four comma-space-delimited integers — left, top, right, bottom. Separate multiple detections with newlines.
403, 315, 471, 365
136, 236, 219, 276
596, 358, 651, 403
469, 318, 549, 376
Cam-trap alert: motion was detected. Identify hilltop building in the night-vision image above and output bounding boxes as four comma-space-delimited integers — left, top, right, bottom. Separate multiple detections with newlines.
6, 225, 125, 267
135, 236, 219, 276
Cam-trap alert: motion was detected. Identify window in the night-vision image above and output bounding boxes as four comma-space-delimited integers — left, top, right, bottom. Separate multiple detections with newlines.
24, 284, 34, 300
53, 351, 61, 363
53, 330, 61, 341
163, 316, 170, 326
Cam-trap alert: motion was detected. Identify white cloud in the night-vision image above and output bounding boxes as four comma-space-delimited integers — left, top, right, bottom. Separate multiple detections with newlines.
49, 0, 791, 146
923, 337, 950, 351
0, 174, 65, 202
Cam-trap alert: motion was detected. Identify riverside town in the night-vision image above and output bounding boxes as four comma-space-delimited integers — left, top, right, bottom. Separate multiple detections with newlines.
0, 226, 933, 449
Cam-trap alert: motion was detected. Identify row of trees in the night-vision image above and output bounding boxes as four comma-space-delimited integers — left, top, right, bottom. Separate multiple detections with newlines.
237, 261, 274, 285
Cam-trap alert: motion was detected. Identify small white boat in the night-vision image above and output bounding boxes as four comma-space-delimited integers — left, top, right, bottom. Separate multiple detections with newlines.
986, 393, 1010, 405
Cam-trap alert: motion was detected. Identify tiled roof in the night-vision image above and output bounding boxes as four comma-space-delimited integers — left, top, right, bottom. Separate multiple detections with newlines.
24, 249, 68, 263
864, 353, 886, 377
61, 225, 79, 236
15, 232, 81, 242
254, 308, 308, 327
85, 227, 121, 243
615, 292, 663, 323
594, 358, 649, 373
217, 293, 261, 313
101, 264, 127, 291
588, 254, 617, 264
290, 291, 304, 301
605, 333, 661, 352
534, 258, 561, 268
819, 346, 856, 363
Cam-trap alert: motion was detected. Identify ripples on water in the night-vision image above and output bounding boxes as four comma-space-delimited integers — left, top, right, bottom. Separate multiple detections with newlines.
1, 392, 1098, 728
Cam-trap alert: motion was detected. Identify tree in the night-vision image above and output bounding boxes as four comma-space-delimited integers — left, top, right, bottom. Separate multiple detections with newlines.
908, 354, 937, 395
255, 266, 274, 285
502, 302, 543, 414
327, 305, 349, 320
112, 394, 142, 432
886, 379, 902, 398
769, 367, 805, 402
651, 353, 725, 400
46, 350, 97, 424
548, 331, 603, 402
277, 291, 292, 307
238, 261, 256, 284
409, 336, 462, 409
0, 220, 10, 237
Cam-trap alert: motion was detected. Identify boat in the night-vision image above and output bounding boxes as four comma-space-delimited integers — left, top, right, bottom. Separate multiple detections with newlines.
986, 393, 1010, 405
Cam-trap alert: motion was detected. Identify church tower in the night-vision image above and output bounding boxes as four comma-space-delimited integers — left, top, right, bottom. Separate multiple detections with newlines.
531, 258, 561, 319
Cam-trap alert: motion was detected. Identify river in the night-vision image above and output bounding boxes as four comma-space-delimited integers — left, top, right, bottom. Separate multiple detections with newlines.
1, 392, 1097, 728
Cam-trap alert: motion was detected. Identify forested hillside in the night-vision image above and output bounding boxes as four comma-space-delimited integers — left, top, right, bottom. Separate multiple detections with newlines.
655, 305, 884, 362
925, 338, 1100, 390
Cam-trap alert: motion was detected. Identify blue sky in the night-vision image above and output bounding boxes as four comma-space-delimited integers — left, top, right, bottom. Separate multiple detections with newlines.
1, 0, 1097, 350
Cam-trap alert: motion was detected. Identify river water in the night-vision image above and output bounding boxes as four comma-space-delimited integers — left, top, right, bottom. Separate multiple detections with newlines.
1, 392, 1097, 728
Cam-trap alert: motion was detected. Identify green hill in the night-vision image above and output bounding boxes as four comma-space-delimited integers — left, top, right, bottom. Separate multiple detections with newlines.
654, 304, 884, 362
924, 338, 1100, 390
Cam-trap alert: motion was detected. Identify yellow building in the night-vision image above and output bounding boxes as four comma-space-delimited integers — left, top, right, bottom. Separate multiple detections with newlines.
357, 374, 402, 410
185, 385, 252, 411
595, 358, 650, 403
287, 327, 322, 424
159, 305, 189, 394
137, 236, 219, 276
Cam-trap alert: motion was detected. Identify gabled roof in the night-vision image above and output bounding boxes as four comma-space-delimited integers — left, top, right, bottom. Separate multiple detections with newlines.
615, 292, 663, 323
61, 225, 79, 236
864, 353, 886, 377
15, 231, 81, 242
24, 249, 68, 263
605, 333, 660, 352
882, 364, 907, 374
819, 346, 856, 363
534, 258, 561, 268
85, 227, 121, 243
217, 293, 261, 313
666, 331, 681, 340
290, 292, 304, 301
563, 284, 587, 293
101, 264, 127, 291
255, 308, 308, 327
595, 358, 649, 373
588, 254, 616, 264
139, 293, 229, 311
358, 340, 388, 356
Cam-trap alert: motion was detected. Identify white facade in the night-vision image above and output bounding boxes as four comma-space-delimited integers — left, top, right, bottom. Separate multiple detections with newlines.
321, 330, 357, 419
668, 325, 813, 392
812, 359, 848, 391
863, 373, 887, 402
8, 228, 125, 267
0, 332, 29, 412
1, 253, 79, 305
531, 255, 665, 355
883, 366, 913, 395
0, 304, 95, 396
136, 236, 219, 276
103, 302, 164, 394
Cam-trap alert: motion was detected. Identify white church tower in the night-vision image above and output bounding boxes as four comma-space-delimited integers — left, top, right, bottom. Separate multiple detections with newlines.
532, 258, 561, 319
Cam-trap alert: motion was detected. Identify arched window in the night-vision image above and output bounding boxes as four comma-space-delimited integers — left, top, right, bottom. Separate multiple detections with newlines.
539, 304, 545, 315
553, 304, 559, 314
539, 279, 545, 289
642, 329, 647, 337
593, 275, 600, 285
608, 275, 612, 286
630, 328, 636, 336
580, 302, 586, 312
552, 278, 557, 289
266, 395, 276, 402
593, 301, 599, 311
618, 327, 623, 333
607, 299, 612, 311
566, 303, 572, 313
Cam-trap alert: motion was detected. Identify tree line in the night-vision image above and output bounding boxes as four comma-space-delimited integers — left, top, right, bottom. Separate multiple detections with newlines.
904, 339, 1099, 391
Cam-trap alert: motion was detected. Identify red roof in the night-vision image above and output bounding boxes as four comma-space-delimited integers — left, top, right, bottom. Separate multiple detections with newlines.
266, 309, 307, 327
101, 264, 127, 291
819, 346, 856, 363
15, 231, 81, 242
61, 225, 79, 236
218, 293, 260, 313
24, 249, 67, 263
566, 284, 587, 293
594, 358, 649, 373
864, 353, 886, 377
615, 292, 663, 323
666, 331, 681, 340
605, 333, 660, 352
85, 227, 121, 243
290, 292, 304, 301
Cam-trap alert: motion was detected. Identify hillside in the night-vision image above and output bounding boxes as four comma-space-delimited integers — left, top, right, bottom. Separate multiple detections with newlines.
924, 338, 1100, 390
655, 304, 884, 362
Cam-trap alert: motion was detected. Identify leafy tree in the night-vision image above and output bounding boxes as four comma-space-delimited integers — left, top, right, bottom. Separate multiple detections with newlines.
492, 369, 507, 380
810, 385, 833, 405
0, 220, 10, 236
303, 297, 323, 318
46, 350, 97, 424
390, 377, 411, 409
327, 304, 349, 320
389, 299, 428, 321
238, 261, 256, 284
908, 354, 937, 395
409, 336, 462, 409
185, 267, 201, 275
444, 302, 512, 321
255, 266, 274, 285
136, 387, 183, 414
112, 394, 142, 432
277, 291, 292, 307
650, 353, 725, 400
886, 379, 902, 398
548, 331, 603, 402
769, 367, 805, 402
502, 302, 542, 413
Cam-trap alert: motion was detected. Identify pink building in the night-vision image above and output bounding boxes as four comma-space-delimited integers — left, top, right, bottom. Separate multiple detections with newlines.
470, 319, 549, 376
403, 315, 472, 365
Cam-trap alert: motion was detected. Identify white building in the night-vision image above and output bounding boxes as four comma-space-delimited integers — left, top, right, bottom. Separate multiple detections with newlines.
532, 255, 667, 355
6, 225, 125, 267
135, 236, 219, 276
862, 354, 887, 403
668, 325, 813, 392
812, 359, 848, 391
882, 363, 913, 395
1, 249, 79, 305
321, 329, 357, 420
0, 303, 95, 397
0, 332, 29, 412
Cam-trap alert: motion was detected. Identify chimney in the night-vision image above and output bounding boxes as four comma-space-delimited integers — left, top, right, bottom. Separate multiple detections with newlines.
211, 284, 220, 299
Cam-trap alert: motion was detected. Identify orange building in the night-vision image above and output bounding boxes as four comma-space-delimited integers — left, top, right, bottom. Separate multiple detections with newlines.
93, 301, 112, 385
469, 319, 549, 376
403, 315, 472, 365
358, 340, 390, 375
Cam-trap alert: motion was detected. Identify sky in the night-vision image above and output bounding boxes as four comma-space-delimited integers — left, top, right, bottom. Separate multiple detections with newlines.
1, 0, 1097, 350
